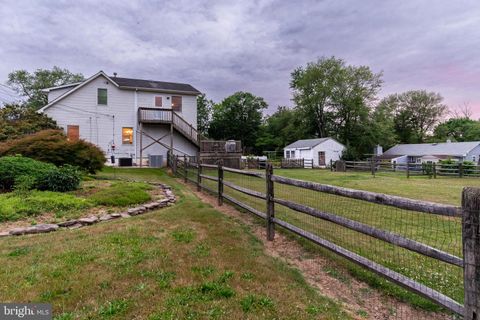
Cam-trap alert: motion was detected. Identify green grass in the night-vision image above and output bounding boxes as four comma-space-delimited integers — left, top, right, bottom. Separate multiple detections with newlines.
0, 168, 349, 319
0, 191, 92, 222
89, 181, 152, 206
271, 168, 480, 205
196, 167, 467, 311
0, 180, 153, 223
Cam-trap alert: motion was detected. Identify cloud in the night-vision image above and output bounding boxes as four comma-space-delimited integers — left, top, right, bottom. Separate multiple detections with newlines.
0, 0, 479, 116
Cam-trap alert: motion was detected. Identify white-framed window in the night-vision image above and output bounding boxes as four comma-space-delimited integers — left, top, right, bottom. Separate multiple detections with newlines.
473, 156, 476, 163
291, 150, 295, 158
286, 150, 290, 159
97, 88, 107, 105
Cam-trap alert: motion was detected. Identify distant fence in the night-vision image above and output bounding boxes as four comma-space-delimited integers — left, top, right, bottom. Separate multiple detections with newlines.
281, 158, 313, 168
338, 160, 480, 178
170, 156, 480, 319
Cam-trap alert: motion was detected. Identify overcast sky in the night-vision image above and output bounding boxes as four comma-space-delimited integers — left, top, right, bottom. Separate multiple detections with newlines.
1, 0, 479, 116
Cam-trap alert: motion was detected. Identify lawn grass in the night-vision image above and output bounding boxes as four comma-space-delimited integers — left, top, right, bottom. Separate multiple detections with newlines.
89, 181, 152, 206
0, 191, 92, 222
0, 168, 349, 320
194, 166, 468, 311
271, 169, 480, 206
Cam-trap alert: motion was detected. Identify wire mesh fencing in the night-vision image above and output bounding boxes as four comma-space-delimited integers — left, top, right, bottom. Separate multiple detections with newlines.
171, 158, 478, 319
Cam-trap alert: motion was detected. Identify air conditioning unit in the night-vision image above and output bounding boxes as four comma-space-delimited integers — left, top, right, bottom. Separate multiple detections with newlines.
225, 140, 237, 153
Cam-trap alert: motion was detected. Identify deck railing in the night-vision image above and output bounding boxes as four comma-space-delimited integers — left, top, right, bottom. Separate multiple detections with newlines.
137, 107, 199, 145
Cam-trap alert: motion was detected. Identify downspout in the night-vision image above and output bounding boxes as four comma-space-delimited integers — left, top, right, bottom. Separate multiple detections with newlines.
134, 89, 138, 163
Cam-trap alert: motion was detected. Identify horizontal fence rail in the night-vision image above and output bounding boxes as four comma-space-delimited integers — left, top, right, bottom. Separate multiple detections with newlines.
339, 159, 480, 179
170, 157, 480, 318
271, 175, 461, 217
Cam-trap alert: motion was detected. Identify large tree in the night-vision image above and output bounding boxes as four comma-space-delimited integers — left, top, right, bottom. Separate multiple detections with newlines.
0, 103, 58, 141
290, 56, 383, 158
7, 66, 84, 109
208, 92, 267, 152
375, 90, 448, 143
196, 93, 213, 137
433, 118, 480, 142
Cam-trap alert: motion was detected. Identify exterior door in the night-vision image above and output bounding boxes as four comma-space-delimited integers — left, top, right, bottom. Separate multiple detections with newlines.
318, 151, 326, 166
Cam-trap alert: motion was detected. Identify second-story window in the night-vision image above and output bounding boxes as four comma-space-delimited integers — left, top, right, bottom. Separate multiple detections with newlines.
98, 88, 108, 105
155, 96, 162, 107
171, 96, 182, 112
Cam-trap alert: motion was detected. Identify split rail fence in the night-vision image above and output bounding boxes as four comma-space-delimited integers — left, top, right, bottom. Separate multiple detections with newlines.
340, 160, 480, 178
169, 155, 479, 319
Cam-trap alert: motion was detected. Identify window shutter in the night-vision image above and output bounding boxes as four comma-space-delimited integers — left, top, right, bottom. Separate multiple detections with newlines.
155, 96, 162, 107
171, 96, 182, 112
67, 125, 79, 141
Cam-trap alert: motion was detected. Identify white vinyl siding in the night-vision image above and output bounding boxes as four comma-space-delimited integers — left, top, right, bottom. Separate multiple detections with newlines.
42, 75, 199, 166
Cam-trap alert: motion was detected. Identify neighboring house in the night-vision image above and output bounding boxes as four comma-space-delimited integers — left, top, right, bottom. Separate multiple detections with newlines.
377, 140, 480, 164
283, 138, 345, 167
39, 71, 201, 166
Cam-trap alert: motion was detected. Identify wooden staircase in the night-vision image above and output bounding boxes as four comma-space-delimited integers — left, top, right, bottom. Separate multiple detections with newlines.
138, 107, 200, 146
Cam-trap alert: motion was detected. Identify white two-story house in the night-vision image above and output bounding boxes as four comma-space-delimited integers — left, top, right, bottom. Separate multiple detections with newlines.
39, 71, 201, 166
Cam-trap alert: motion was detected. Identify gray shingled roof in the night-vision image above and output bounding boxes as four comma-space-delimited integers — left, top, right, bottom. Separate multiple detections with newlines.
285, 138, 331, 149
384, 141, 480, 157
112, 76, 200, 94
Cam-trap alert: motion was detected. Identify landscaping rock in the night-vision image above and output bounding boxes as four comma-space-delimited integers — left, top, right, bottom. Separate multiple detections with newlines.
144, 202, 159, 210
99, 214, 113, 221
0, 231, 10, 238
9, 228, 27, 236
111, 213, 122, 218
25, 224, 59, 234
127, 208, 140, 215
120, 212, 131, 218
58, 220, 79, 227
78, 216, 99, 225
68, 223, 83, 230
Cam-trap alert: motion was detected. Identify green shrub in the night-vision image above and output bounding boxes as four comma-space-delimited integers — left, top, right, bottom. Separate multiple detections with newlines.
0, 130, 105, 173
0, 156, 55, 191
37, 165, 81, 192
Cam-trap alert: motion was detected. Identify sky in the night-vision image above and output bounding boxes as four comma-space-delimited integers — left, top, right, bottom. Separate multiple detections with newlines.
0, 0, 479, 116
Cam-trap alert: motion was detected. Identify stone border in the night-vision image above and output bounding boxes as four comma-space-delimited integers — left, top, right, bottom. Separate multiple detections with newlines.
0, 183, 176, 238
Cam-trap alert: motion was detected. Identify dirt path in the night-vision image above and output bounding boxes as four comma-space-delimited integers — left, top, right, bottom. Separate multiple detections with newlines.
184, 182, 453, 320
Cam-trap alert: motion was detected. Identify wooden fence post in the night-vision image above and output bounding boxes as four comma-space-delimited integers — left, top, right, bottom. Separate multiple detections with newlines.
217, 160, 224, 206
197, 160, 202, 192
406, 163, 410, 179
393, 161, 397, 172
174, 155, 178, 175
462, 187, 480, 320
370, 160, 375, 176
460, 163, 464, 178
184, 155, 188, 182
266, 163, 275, 241
433, 163, 437, 179
330, 159, 333, 172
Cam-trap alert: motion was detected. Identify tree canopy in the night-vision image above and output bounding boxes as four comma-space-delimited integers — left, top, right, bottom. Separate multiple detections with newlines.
0, 103, 59, 141
7, 66, 84, 110
208, 92, 267, 152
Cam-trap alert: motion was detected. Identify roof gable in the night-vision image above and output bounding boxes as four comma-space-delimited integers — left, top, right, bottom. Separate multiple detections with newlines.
38, 71, 117, 112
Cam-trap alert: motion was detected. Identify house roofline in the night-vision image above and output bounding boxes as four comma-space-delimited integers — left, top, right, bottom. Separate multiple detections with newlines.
40, 82, 83, 93
284, 137, 345, 150
117, 85, 200, 96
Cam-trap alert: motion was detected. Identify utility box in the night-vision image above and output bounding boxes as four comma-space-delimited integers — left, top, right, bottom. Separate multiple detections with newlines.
118, 157, 133, 167
149, 155, 163, 168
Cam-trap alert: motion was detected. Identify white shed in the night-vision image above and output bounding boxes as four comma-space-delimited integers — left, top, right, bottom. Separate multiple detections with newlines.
283, 138, 345, 167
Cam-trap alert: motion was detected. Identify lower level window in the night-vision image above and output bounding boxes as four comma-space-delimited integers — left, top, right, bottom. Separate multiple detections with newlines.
67, 125, 79, 141
286, 150, 290, 159
122, 127, 133, 144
